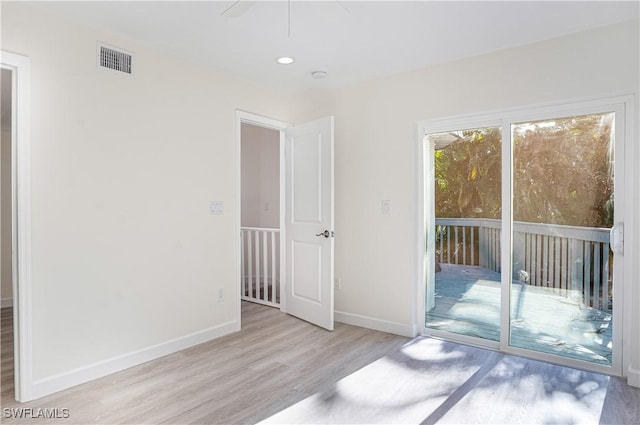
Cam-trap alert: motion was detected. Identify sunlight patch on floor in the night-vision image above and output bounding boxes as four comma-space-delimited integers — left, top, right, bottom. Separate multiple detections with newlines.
436, 356, 608, 424
400, 337, 467, 362
259, 337, 609, 424
260, 338, 482, 424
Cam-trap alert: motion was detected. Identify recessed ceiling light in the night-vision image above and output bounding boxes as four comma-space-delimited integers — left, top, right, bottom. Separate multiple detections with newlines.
277, 56, 294, 65
312, 71, 328, 79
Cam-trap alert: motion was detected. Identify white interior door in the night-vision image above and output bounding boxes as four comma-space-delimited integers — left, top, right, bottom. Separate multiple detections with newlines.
284, 116, 334, 330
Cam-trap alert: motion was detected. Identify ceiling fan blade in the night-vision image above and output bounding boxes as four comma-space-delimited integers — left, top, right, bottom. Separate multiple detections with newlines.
220, 1, 255, 18
335, 0, 351, 14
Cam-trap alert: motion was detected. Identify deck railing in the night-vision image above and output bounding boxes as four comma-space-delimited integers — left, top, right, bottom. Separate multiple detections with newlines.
241, 227, 280, 307
435, 218, 611, 310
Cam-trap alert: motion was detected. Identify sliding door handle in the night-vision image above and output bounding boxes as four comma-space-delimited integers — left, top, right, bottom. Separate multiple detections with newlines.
610, 223, 624, 254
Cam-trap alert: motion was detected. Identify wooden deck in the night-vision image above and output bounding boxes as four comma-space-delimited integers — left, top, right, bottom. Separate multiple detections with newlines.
426, 264, 612, 365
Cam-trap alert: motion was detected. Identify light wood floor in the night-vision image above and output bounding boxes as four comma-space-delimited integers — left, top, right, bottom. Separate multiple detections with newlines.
1, 302, 639, 424
0, 302, 408, 424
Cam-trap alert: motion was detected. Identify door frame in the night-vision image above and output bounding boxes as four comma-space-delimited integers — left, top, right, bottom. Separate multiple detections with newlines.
235, 110, 288, 326
1, 50, 33, 402
415, 94, 635, 378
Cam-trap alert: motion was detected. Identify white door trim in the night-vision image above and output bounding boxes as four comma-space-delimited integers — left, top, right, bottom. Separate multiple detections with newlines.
235, 111, 288, 325
415, 93, 636, 381
1, 50, 33, 402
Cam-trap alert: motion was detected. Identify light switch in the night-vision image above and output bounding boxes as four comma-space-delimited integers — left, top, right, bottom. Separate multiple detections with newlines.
382, 200, 391, 215
209, 201, 224, 215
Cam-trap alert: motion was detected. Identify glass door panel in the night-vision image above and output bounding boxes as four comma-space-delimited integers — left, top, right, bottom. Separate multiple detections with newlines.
426, 127, 502, 341
510, 113, 615, 365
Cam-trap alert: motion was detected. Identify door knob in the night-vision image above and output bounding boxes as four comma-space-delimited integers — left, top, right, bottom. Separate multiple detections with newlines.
315, 230, 331, 238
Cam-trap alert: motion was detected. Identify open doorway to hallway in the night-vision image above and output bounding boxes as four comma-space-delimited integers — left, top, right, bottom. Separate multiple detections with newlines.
236, 111, 335, 330
240, 123, 282, 309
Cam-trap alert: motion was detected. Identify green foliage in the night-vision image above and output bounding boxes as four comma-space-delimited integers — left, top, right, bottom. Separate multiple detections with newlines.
432, 113, 614, 228
433, 127, 502, 219
512, 114, 614, 227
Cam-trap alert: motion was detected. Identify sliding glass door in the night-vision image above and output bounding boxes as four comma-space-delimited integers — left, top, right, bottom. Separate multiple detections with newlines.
426, 127, 502, 342
423, 100, 625, 373
510, 113, 616, 366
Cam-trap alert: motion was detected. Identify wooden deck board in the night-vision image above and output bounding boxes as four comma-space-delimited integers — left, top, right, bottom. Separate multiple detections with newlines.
426, 264, 613, 365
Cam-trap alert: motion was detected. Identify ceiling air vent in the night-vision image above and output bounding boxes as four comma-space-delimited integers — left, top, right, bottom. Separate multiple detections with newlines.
97, 42, 133, 75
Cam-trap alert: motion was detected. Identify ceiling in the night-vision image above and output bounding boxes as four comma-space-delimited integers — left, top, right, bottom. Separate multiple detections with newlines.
26, 1, 640, 91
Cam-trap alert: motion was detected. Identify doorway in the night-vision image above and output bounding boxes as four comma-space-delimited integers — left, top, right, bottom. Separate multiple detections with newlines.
1, 50, 32, 402
0, 50, 34, 401
236, 111, 335, 331
240, 122, 283, 309
1, 67, 14, 400
419, 97, 630, 376
1, 69, 13, 309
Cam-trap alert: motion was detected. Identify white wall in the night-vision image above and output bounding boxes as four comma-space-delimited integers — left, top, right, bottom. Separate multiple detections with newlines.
293, 20, 640, 381
1, 2, 295, 396
241, 123, 280, 229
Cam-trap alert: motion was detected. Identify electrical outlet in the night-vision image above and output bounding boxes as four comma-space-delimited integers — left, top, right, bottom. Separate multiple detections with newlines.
335, 278, 342, 290
218, 288, 225, 303
382, 200, 391, 215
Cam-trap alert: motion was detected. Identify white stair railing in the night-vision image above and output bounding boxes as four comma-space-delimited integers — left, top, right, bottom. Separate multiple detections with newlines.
241, 227, 280, 307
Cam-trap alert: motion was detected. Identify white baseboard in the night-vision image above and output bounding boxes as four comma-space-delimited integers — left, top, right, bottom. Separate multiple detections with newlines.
30, 320, 238, 400
628, 366, 640, 388
0, 297, 12, 308
335, 311, 417, 338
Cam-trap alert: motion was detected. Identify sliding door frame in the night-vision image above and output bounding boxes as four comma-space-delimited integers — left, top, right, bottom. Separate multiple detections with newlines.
416, 94, 634, 377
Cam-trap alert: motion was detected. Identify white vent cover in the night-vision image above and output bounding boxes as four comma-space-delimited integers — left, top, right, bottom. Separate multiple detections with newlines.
97, 42, 133, 75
